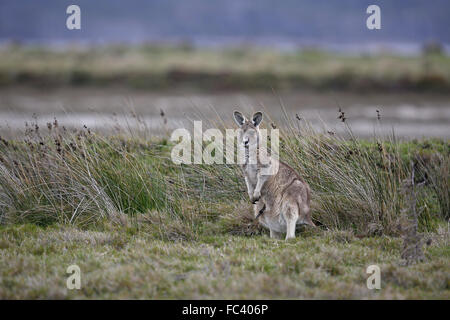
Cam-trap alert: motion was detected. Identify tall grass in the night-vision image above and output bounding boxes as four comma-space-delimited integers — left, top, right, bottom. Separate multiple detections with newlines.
0, 111, 447, 236
0, 120, 180, 226
172, 109, 447, 236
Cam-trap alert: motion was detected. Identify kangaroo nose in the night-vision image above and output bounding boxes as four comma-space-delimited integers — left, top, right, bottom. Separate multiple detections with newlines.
244, 139, 249, 146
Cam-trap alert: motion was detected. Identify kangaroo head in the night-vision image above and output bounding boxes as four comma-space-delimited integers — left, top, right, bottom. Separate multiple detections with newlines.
233, 111, 263, 150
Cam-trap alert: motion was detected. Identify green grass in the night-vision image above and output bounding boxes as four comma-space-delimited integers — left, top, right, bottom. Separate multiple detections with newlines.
0, 45, 449, 91
0, 222, 448, 299
0, 114, 448, 299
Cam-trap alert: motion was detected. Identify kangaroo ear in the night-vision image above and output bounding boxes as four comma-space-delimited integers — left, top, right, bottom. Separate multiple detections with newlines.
252, 111, 263, 127
233, 111, 246, 127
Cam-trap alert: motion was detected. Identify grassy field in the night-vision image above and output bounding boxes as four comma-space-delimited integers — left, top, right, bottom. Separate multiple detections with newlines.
0, 112, 448, 299
0, 222, 448, 299
0, 44, 449, 91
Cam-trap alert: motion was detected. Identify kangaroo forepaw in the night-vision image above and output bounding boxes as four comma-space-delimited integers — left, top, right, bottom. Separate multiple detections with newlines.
251, 197, 260, 204
251, 191, 261, 204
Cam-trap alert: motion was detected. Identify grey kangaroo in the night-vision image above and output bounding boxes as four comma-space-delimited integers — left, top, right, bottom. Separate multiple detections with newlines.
233, 111, 315, 240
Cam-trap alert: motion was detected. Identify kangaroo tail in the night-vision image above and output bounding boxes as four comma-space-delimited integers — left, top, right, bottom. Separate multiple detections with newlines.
297, 197, 315, 227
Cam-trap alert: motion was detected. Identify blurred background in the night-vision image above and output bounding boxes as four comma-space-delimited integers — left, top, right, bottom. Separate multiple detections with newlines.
0, 0, 449, 137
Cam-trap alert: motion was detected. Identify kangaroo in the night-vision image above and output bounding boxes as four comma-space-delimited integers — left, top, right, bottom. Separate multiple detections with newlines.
233, 111, 315, 240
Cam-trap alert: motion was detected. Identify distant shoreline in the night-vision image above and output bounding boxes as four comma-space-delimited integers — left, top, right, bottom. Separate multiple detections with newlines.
0, 44, 449, 92
1, 39, 449, 56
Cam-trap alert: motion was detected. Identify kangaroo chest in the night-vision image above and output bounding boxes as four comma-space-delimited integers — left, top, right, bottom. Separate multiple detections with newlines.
243, 164, 258, 186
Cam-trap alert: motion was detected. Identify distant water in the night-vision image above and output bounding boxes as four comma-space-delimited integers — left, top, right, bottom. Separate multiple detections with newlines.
0, 88, 449, 139
1, 38, 449, 56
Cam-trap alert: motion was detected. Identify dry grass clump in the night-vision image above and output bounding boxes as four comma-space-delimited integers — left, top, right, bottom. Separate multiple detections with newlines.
400, 163, 426, 265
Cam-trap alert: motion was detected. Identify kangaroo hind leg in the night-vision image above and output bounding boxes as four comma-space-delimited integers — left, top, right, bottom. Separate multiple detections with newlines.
285, 204, 299, 240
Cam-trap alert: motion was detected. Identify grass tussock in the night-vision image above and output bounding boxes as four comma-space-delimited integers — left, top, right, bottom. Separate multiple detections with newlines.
0, 119, 181, 226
